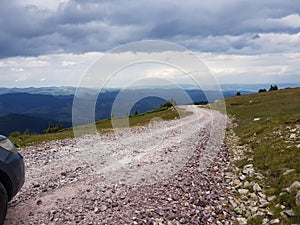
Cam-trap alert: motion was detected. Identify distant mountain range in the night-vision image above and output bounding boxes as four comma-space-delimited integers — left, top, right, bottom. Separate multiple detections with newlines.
0, 114, 71, 136
1, 83, 297, 135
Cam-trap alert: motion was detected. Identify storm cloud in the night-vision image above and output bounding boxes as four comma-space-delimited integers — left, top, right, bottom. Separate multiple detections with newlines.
1, 0, 300, 58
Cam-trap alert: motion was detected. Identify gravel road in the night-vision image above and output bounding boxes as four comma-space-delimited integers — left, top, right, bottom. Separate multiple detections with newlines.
5, 105, 236, 224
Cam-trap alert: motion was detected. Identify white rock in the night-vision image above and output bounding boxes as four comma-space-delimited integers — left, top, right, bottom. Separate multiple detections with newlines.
270, 219, 280, 224
297, 144, 300, 149
238, 189, 249, 195
249, 206, 258, 213
236, 217, 247, 225
242, 164, 254, 175
287, 181, 300, 193
281, 209, 296, 217
262, 218, 269, 224
253, 183, 262, 192
253, 118, 261, 121
283, 169, 296, 176
290, 133, 296, 139
238, 174, 246, 181
296, 190, 300, 206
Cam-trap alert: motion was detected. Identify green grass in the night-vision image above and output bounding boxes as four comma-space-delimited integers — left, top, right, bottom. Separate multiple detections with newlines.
225, 87, 300, 223
10, 106, 191, 147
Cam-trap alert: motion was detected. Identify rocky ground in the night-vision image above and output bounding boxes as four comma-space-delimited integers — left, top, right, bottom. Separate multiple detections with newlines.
225, 126, 279, 225
5, 106, 241, 225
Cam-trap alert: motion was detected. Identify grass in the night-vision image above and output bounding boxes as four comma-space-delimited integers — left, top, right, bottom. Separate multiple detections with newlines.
224, 87, 300, 223
10, 106, 191, 147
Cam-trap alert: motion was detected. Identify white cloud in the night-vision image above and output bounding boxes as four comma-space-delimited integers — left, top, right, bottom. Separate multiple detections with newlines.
0, 44, 299, 88
202, 52, 300, 83
62, 60, 76, 66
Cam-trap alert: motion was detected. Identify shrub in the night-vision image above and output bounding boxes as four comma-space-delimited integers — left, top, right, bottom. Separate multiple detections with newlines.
258, 88, 267, 93
269, 85, 278, 91
10, 131, 21, 138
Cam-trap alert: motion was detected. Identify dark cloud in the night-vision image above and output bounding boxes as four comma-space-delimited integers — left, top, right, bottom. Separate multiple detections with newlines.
0, 0, 300, 58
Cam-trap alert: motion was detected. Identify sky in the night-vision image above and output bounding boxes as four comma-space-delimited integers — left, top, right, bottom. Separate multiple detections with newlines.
0, 0, 300, 87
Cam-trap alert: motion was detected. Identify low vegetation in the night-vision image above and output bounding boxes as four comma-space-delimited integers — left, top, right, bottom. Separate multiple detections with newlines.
9, 102, 190, 147
225, 87, 300, 224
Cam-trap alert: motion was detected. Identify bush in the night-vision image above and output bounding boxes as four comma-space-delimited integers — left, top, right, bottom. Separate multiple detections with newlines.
258, 88, 267, 93
43, 122, 64, 134
159, 99, 177, 109
23, 128, 30, 135
236, 91, 241, 96
269, 85, 278, 91
10, 131, 21, 138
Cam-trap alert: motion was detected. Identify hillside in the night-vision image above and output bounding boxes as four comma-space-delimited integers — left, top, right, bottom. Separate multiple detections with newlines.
0, 88, 239, 135
0, 114, 71, 136
8, 105, 190, 147
225, 87, 300, 224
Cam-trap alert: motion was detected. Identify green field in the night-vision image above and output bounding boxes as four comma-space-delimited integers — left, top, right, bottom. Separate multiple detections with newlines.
10, 106, 191, 147
225, 87, 300, 223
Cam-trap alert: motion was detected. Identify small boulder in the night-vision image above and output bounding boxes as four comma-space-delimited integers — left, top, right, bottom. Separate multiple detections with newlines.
281, 209, 296, 217
242, 164, 254, 176
270, 219, 280, 224
238, 189, 249, 195
287, 181, 300, 193
253, 183, 262, 192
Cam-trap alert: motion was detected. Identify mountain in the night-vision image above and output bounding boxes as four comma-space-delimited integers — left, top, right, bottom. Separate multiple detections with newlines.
0, 93, 73, 122
0, 87, 243, 134
0, 114, 71, 136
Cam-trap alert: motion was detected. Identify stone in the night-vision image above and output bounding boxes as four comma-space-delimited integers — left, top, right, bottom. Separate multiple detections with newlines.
253, 183, 262, 192
287, 181, 300, 193
236, 217, 247, 225
290, 133, 296, 139
238, 174, 246, 181
262, 218, 269, 224
99, 205, 107, 212
253, 118, 261, 122
238, 189, 249, 195
259, 198, 268, 207
233, 179, 242, 186
258, 192, 266, 199
229, 199, 238, 208
249, 193, 257, 198
32, 182, 40, 188
267, 196, 276, 202
36, 199, 42, 205
242, 164, 254, 175
281, 209, 296, 217
297, 144, 300, 149
249, 206, 258, 214
283, 169, 295, 176
296, 190, 300, 206
253, 211, 265, 217
270, 219, 280, 224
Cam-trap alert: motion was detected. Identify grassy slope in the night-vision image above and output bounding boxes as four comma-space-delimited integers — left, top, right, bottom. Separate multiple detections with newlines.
225, 87, 300, 223
10, 106, 191, 147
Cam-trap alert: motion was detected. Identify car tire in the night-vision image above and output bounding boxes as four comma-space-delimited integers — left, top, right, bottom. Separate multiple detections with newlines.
0, 182, 8, 225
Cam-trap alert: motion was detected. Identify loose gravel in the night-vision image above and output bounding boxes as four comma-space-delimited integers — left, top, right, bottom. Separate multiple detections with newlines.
5, 106, 237, 225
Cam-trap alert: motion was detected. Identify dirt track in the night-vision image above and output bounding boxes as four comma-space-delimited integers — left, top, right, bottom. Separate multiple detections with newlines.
5, 106, 235, 224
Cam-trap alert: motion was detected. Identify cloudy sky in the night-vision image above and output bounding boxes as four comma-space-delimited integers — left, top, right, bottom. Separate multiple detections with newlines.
0, 0, 300, 87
